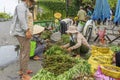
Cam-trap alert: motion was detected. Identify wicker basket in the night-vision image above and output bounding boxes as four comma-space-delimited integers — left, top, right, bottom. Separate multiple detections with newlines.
97, 47, 110, 53
101, 64, 120, 78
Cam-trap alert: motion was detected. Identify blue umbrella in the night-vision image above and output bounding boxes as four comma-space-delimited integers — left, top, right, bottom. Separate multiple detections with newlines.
114, 0, 120, 23
92, 0, 111, 21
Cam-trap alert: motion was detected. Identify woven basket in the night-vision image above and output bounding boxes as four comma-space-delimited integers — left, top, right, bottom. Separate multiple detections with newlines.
101, 64, 120, 78
97, 47, 110, 53
89, 56, 111, 64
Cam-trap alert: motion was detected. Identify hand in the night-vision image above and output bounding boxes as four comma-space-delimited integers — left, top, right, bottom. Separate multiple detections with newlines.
61, 46, 67, 49
67, 48, 72, 52
45, 39, 50, 42
26, 30, 32, 39
60, 46, 64, 49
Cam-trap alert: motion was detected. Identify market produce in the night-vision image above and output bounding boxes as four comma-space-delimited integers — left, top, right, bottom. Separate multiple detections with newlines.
104, 66, 120, 72
61, 34, 70, 44
32, 49, 91, 80
73, 74, 95, 80
101, 64, 120, 78
42, 54, 77, 76
32, 57, 91, 80
44, 45, 67, 55
40, 30, 52, 39
110, 46, 120, 52
79, 44, 89, 54
31, 69, 55, 80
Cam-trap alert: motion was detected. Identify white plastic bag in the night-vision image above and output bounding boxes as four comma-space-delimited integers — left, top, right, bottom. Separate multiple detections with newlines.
77, 22, 83, 32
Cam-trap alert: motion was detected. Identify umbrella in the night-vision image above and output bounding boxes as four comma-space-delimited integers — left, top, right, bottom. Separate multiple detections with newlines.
114, 0, 120, 23
92, 0, 111, 21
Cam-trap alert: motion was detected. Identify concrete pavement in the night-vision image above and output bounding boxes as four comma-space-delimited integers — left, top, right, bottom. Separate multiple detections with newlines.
0, 21, 42, 80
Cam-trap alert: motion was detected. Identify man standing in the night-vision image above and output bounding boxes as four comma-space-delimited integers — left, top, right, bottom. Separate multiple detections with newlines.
77, 6, 87, 22
10, 0, 34, 78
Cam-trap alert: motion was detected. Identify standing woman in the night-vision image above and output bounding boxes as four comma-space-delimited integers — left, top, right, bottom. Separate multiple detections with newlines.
10, 0, 35, 79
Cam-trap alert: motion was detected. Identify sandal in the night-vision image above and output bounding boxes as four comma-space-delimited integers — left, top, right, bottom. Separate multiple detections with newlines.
33, 56, 40, 60
26, 70, 33, 74
18, 70, 33, 76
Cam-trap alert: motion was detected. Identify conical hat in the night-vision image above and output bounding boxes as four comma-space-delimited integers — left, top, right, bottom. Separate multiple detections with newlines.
66, 25, 79, 33
33, 25, 45, 35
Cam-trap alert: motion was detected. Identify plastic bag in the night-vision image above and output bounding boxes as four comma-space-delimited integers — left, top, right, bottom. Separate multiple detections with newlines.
30, 41, 36, 57
94, 66, 115, 80
77, 22, 84, 32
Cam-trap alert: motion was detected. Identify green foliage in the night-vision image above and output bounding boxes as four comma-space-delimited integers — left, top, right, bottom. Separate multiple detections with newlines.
31, 69, 55, 80
40, 30, 52, 39
37, 12, 54, 21
44, 45, 67, 55
31, 56, 91, 80
37, 0, 66, 20
110, 46, 120, 52
82, 0, 92, 6
72, 0, 81, 11
39, 1, 66, 10
108, 0, 117, 9
37, 0, 77, 20
0, 12, 11, 19
61, 34, 70, 44
43, 54, 77, 76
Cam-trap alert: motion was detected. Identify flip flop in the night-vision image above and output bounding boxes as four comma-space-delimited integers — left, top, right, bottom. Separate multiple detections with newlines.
33, 56, 40, 60
26, 70, 33, 74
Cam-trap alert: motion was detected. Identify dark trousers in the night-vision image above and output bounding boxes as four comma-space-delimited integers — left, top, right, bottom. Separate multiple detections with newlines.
116, 52, 120, 67
16, 36, 30, 74
60, 21, 67, 34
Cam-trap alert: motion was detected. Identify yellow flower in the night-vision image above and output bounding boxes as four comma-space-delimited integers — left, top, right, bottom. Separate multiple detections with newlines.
74, 17, 78, 21
54, 12, 62, 19
55, 19, 59, 23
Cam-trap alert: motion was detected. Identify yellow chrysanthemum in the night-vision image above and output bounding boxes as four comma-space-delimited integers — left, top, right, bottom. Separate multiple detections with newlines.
74, 17, 78, 21
54, 12, 62, 19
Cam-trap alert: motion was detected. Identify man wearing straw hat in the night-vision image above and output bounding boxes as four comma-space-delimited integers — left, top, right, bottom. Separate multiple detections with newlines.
61, 25, 90, 56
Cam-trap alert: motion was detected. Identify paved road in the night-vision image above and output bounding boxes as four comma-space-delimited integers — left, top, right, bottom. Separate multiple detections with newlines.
0, 21, 19, 46
0, 21, 42, 80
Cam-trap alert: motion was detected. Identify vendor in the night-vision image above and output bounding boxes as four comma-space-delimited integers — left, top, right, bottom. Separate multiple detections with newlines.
31, 25, 47, 60
61, 25, 90, 56
60, 18, 73, 34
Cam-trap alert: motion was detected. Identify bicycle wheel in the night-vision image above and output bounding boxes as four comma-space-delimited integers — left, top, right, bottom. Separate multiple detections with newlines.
85, 25, 93, 42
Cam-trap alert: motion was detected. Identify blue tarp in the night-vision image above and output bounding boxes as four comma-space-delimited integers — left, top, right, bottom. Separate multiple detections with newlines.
92, 0, 111, 21
114, 0, 120, 23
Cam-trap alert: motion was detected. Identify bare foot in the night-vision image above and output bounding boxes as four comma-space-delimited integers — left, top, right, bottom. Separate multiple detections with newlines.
33, 56, 40, 60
